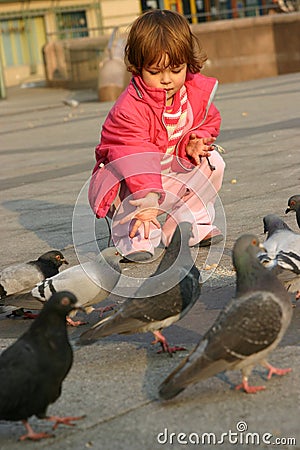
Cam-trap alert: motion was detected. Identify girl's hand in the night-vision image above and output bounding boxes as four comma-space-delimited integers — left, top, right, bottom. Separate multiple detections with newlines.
119, 192, 161, 239
186, 134, 216, 165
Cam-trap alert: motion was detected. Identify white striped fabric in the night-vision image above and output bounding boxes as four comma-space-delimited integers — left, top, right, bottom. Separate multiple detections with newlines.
162, 85, 188, 171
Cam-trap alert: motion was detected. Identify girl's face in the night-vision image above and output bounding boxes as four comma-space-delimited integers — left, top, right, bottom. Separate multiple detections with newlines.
141, 55, 187, 106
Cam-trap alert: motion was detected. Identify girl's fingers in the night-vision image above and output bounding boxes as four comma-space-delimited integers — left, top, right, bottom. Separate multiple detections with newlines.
128, 199, 140, 206
129, 219, 142, 238
129, 217, 161, 239
152, 218, 161, 229
143, 221, 150, 239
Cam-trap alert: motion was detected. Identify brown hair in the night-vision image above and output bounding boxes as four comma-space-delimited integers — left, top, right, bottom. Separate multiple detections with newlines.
125, 9, 207, 75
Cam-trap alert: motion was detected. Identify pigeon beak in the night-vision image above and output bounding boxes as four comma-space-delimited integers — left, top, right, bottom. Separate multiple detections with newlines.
74, 304, 87, 313
62, 258, 69, 265
285, 207, 291, 214
259, 242, 266, 252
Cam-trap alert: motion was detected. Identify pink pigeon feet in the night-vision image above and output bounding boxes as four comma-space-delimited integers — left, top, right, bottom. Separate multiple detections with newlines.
235, 362, 292, 393
94, 303, 117, 318
66, 316, 87, 327
19, 420, 53, 441
264, 362, 292, 380
235, 377, 266, 394
46, 414, 85, 430
152, 330, 186, 356
19, 415, 85, 440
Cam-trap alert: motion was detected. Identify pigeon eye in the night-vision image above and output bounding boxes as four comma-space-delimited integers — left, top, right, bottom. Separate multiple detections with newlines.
55, 255, 61, 260
252, 239, 257, 245
291, 201, 296, 206
61, 297, 70, 306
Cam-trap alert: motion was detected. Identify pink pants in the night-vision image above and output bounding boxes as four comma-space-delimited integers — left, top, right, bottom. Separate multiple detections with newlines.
111, 151, 225, 256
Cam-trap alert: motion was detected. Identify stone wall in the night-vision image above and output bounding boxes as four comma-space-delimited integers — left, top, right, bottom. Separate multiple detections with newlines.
195, 13, 300, 83
42, 13, 300, 92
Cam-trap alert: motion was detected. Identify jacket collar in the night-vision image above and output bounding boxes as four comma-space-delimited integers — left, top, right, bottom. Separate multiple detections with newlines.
128, 72, 218, 111
129, 75, 167, 108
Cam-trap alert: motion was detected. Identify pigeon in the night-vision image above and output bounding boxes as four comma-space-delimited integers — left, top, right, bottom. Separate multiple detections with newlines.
79, 222, 202, 354
159, 234, 293, 400
26, 247, 122, 326
0, 250, 68, 299
0, 250, 68, 317
285, 194, 300, 228
258, 214, 300, 299
0, 291, 84, 441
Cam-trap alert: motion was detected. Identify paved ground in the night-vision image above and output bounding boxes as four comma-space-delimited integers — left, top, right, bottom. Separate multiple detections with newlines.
0, 72, 300, 449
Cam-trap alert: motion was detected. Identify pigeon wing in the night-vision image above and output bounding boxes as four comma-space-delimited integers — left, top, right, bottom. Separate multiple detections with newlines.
0, 263, 44, 297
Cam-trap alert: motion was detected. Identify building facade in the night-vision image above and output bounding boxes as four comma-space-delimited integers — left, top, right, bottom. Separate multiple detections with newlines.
0, 0, 140, 86
0, 0, 290, 87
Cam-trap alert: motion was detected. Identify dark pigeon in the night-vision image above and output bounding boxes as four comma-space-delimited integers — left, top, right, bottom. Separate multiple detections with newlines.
285, 194, 300, 228
0, 291, 84, 441
159, 234, 293, 400
79, 222, 201, 354
258, 214, 300, 299
0, 250, 68, 316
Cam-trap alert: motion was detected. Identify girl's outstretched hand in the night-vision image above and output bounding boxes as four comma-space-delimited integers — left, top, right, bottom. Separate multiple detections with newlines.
119, 192, 161, 239
186, 134, 216, 165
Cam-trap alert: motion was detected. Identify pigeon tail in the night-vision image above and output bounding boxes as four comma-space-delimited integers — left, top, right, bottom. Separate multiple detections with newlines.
159, 340, 228, 400
79, 314, 142, 342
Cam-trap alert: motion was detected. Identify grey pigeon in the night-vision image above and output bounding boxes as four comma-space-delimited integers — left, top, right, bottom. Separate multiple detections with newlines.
285, 194, 300, 228
258, 214, 300, 299
0, 291, 84, 441
159, 234, 293, 399
0, 250, 68, 317
28, 247, 122, 325
79, 222, 201, 354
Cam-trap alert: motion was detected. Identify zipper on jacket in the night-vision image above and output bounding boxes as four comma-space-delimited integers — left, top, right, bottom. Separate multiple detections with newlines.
132, 77, 143, 99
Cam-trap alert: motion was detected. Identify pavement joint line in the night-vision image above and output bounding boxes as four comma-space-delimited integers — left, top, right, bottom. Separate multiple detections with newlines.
82, 398, 155, 431
0, 103, 65, 117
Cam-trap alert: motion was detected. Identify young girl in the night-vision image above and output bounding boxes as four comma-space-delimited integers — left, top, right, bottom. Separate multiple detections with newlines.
89, 9, 225, 261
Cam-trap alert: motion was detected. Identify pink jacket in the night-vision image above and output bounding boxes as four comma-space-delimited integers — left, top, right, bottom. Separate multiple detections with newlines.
89, 72, 221, 218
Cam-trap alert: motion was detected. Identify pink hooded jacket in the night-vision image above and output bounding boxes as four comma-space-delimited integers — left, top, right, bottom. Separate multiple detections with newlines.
89, 71, 221, 218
